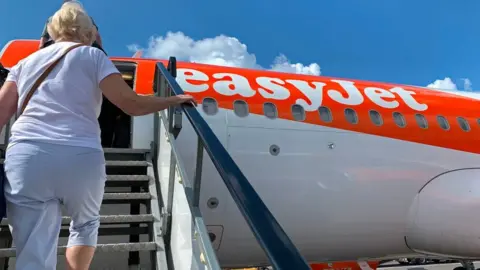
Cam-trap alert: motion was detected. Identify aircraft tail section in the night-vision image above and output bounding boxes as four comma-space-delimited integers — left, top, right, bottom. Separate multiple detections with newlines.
132, 50, 143, 58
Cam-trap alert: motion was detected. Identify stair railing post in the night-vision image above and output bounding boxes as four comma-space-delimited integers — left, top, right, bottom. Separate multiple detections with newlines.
193, 138, 204, 208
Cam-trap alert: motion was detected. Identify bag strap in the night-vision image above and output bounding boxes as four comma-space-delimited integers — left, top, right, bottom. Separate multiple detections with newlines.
19, 43, 84, 115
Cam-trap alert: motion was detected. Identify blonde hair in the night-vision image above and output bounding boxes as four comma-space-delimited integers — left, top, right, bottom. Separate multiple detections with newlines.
47, 1, 97, 45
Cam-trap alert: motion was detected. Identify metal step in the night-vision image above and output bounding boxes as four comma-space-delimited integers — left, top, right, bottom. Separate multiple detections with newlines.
0, 149, 152, 162
106, 161, 149, 167
0, 169, 150, 186
106, 160, 149, 175
106, 175, 150, 188
0, 214, 154, 226
0, 147, 150, 155
0, 160, 150, 166
107, 175, 150, 181
103, 148, 150, 154
0, 242, 157, 258
103, 148, 150, 161
102, 192, 150, 204
0, 226, 150, 238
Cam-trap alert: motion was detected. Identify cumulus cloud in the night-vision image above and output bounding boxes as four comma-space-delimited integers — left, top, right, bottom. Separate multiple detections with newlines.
128, 31, 321, 76
462, 78, 472, 91
426, 77, 474, 91
426, 77, 458, 91
270, 54, 321, 76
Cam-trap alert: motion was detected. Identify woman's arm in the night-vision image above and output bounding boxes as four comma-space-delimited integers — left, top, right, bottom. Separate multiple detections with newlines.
0, 81, 18, 127
96, 50, 196, 116
99, 73, 197, 116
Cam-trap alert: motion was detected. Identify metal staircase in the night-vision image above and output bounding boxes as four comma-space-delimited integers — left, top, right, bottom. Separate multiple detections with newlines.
0, 57, 312, 270
0, 146, 164, 269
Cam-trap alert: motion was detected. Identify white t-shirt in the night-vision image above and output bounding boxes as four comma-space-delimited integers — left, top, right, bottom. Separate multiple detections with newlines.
6, 41, 120, 150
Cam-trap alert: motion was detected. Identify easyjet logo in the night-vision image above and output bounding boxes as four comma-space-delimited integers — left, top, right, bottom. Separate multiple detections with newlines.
176, 68, 428, 112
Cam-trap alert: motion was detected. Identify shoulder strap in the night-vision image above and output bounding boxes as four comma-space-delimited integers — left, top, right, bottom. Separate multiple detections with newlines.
19, 43, 84, 115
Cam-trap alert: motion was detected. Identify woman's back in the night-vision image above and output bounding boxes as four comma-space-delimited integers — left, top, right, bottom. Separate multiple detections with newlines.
8, 41, 119, 150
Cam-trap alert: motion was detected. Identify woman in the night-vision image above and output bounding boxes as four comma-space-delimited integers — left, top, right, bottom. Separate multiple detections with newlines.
0, 1, 196, 270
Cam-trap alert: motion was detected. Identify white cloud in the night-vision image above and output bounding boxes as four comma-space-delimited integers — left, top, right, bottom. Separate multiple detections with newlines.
270, 54, 321, 76
426, 77, 458, 91
462, 78, 472, 91
426, 77, 474, 91
128, 31, 321, 76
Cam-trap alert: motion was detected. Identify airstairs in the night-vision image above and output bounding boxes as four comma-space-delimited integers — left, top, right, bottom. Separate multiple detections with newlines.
0, 57, 312, 270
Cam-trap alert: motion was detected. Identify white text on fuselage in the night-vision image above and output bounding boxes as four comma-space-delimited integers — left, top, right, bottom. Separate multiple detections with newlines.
176, 68, 428, 112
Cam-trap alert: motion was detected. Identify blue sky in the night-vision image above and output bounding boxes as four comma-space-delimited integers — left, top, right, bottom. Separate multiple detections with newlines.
1, 0, 479, 91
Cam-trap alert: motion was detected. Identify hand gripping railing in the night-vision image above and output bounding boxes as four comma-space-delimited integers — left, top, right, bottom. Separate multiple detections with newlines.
153, 57, 311, 270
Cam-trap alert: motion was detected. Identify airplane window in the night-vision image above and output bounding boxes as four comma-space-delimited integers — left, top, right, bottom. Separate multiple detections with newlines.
233, 100, 249, 117
345, 108, 358, 124
263, 102, 278, 119
436, 116, 450, 130
369, 110, 383, 126
415, 114, 428, 129
318, 106, 332, 123
291, 104, 306, 121
393, 112, 406, 127
202, 97, 218, 115
457, 117, 470, 132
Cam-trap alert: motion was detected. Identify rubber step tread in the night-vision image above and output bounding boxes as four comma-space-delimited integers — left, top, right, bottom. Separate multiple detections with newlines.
106, 160, 149, 166
0, 242, 156, 257
106, 175, 150, 181
0, 214, 154, 226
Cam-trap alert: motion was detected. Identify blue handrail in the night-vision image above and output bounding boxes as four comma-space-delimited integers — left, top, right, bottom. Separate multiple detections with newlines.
155, 58, 311, 270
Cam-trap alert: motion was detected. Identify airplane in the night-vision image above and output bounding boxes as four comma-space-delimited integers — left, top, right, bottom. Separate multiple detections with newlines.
1, 39, 480, 269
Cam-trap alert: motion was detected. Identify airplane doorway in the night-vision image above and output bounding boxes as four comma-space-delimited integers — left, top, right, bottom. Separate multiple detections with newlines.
98, 97, 131, 148
98, 61, 136, 149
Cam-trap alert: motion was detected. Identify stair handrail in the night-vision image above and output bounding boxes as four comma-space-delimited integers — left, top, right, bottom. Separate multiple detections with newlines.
154, 57, 311, 270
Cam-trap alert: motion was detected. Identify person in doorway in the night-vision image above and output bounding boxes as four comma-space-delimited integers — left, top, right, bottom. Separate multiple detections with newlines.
39, 0, 105, 54
98, 96, 131, 148
0, 2, 196, 270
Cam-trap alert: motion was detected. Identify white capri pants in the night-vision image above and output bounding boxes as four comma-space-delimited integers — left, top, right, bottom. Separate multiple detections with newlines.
4, 140, 106, 270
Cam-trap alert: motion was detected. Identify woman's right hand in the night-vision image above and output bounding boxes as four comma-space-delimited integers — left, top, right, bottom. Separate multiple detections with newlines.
172, 94, 198, 106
